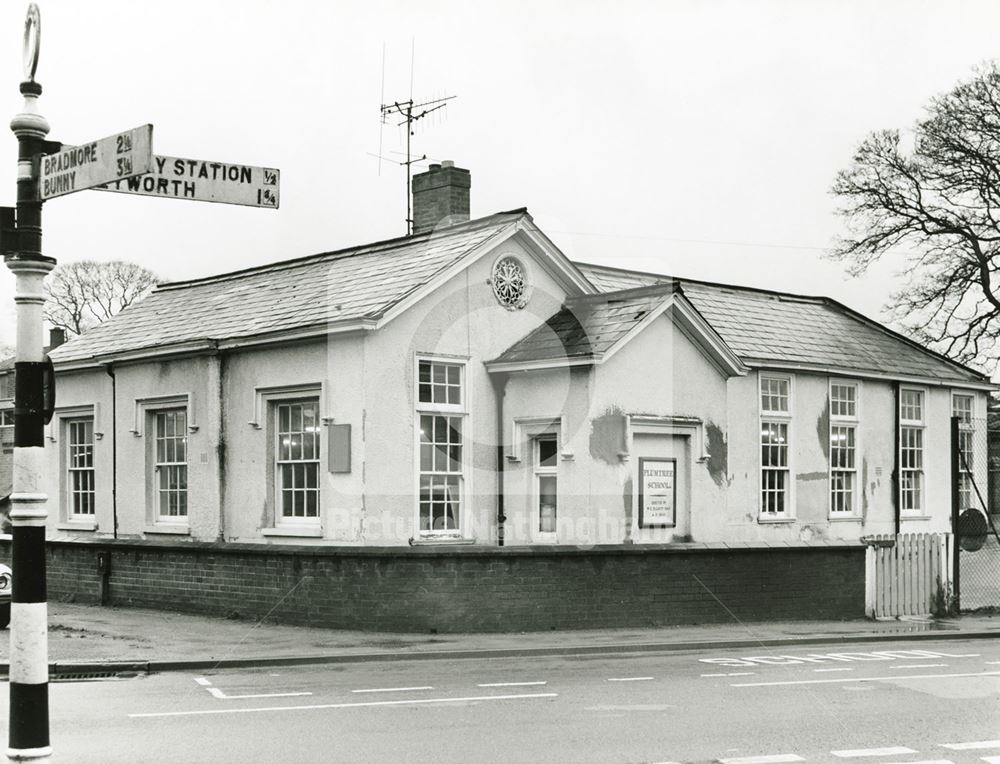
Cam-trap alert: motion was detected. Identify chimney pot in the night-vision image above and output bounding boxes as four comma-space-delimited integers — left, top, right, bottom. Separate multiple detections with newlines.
441, 160, 454, 168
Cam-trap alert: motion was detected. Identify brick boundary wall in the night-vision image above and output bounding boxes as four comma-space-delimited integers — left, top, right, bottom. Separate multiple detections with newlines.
0, 538, 865, 632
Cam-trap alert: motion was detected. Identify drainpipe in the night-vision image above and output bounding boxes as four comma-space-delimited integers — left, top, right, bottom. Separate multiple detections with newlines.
892, 381, 900, 535
490, 372, 509, 546
105, 363, 118, 539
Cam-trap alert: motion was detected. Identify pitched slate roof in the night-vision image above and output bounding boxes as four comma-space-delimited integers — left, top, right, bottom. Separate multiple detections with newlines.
490, 285, 678, 364
574, 262, 988, 385
50, 210, 526, 364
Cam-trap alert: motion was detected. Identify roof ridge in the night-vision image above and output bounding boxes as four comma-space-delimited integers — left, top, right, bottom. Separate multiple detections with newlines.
156, 208, 529, 293
574, 260, 828, 303
567, 282, 680, 305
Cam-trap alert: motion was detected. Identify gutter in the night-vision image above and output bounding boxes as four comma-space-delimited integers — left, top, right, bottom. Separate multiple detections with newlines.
892, 381, 900, 535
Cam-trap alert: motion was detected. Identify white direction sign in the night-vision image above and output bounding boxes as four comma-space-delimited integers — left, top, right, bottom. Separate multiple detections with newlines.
39, 124, 153, 200
94, 155, 280, 208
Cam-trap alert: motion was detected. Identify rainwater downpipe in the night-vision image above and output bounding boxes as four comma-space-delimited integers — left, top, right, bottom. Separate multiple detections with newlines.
892, 381, 900, 535
491, 372, 509, 546
105, 363, 118, 539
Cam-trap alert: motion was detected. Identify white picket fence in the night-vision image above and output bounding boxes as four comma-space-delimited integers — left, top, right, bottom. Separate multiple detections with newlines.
864, 533, 954, 618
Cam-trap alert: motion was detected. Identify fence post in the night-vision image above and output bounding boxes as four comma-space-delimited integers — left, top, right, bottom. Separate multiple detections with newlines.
950, 414, 961, 614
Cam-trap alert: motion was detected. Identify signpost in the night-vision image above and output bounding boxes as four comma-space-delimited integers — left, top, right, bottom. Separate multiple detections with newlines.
3, 5, 280, 760
94, 154, 279, 208
38, 124, 152, 200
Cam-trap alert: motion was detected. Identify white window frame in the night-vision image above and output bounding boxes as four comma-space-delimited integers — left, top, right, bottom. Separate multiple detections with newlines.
0, 408, 12, 428
533, 433, 559, 543
152, 408, 189, 522
66, 416, 95, 520
952, 392, 976, 510
255, 385, 323, 537
273, 397, 322, 526
759, 373, 794, 520
829, 379, 860, 518
899, 386, 926, 515
415, 356, 468, 538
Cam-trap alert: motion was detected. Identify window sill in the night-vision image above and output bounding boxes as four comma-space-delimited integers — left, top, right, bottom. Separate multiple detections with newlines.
262, 526, 323, 538
900, 514, 933, 522
58, 521, 97, 532
410, 535, 475, 546
145, 524, 190, 535
757, 516, 796, 524
828, 516, 863, 522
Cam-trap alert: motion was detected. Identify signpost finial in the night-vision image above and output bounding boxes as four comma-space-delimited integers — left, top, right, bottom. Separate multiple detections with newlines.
23, 4, 40, 84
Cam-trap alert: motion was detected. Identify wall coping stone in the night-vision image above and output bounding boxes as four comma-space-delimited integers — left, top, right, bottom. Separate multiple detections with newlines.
1, 536, 866, 560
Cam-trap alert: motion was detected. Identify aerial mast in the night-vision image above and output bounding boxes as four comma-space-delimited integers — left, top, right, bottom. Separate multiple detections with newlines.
380, 95, 456, 234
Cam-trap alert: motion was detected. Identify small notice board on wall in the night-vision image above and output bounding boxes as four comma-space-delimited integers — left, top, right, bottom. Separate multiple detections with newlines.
639, 457, 676, 528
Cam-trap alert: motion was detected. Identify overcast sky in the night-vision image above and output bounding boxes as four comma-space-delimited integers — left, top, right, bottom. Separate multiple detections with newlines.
2, 0, 999, 369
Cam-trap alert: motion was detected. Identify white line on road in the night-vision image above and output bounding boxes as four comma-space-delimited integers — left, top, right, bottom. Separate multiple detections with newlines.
980, 757, 1000, 764
701, 672, 756, 677
987, 661, 1000, 665
717, 754, 805, 763
831, 746, 917, 757
207, 687, 312, 700
888, 663, 946, 669
940, 740, 1000, 750
194, 677, 212, 686
607, 676, 654, 682
350, 686, 434, 694
476, 682, 547, 687
813, 668, 854, 673
129, 692, 559, 719
732, 670, 1000, 688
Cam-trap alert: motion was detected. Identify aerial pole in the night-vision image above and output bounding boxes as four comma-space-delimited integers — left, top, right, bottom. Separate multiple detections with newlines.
4, 4, 53, 760
380, 95, 455, 234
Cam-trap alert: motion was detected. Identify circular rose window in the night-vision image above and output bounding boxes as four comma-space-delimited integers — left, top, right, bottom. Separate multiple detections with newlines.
491, 256, 527, 309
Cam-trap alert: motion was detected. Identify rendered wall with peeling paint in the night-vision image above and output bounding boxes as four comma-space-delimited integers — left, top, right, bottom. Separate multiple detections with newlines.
502, 313, 729, 545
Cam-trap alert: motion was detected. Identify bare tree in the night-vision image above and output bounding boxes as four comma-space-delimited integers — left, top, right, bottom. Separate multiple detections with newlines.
44, 260, 158, 336
832, 63, 1000, 370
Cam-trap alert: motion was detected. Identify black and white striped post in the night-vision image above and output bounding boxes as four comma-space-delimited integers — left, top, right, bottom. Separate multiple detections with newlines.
6, 4, 54, 761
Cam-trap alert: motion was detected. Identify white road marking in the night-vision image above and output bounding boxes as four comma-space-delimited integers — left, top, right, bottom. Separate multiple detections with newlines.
476, 681, 547, 687
733, 670, 1000, 688
129, 692, 559, 718
717, 755, 805, 763
813, 668, 854, 673
831, 746, 917, 757
207, 687, 312, 700
701, 672, 755, 677
986, 661, 1000, 665
980, 757, 1000, 764
940, 740, 1000, 750
195, 675, 311, 700
351, 686, 434, 694
607, 676, 654, 682
888, 663, 946, 669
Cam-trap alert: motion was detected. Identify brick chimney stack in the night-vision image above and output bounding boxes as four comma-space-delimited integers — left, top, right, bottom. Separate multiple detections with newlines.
411, 160, 470, 235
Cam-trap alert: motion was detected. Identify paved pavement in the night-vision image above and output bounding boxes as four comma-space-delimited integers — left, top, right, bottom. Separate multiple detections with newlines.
1, 604, 998, 674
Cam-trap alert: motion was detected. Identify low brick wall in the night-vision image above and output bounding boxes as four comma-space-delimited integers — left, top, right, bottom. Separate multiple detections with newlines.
0, 538, 865, 632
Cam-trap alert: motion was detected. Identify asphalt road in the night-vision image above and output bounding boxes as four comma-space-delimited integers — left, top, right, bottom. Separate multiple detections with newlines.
3, 637, 999, 763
